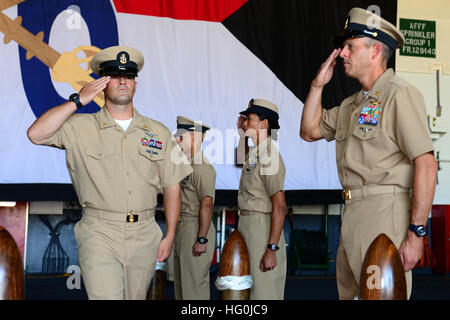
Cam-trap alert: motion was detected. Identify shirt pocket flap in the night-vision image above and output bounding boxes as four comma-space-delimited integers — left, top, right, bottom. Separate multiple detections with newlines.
85, 146, 114, 159
352, 126, 380, 140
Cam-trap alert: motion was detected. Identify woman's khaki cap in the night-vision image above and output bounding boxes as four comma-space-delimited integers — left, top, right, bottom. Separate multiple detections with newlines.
239, 98, 280, 129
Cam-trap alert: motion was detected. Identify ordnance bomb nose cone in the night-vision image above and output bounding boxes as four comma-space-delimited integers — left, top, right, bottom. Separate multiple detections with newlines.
359, 233, 407, 300
217, 229, 252, 300
0, 226, 24, 300
219, 229, 250, 276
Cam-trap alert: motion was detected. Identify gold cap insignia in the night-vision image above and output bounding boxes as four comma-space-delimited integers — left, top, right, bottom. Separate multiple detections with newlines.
248, 98, 254, 109
120, 53, 127, 64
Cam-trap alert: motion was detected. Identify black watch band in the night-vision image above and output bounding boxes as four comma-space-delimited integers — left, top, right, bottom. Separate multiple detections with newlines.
197, 237, 208, 244
267, 244, 279, 251
409, 224, 428, 237
69, 93, 83, 109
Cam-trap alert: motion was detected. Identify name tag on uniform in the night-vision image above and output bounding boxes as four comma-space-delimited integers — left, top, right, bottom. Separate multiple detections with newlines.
181, 175, 189, 185
145, 149, 159, 155
245, 163, 256, 173
358, 103, 382, 126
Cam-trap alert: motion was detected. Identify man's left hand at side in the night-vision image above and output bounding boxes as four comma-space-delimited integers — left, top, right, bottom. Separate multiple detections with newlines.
157, 237, 175, 262
398, 230, 424, 272
193, 242, 207, 256
260, 249, 277, 272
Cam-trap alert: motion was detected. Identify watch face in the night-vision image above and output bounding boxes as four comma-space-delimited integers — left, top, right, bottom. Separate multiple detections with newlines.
410, 224, 427, 237
416, 226, 427, 236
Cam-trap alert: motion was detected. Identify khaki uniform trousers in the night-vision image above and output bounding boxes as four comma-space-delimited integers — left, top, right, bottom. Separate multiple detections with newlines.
238, 212, 286, 300
173, 216, 216, 300
74, 208, 162, 300
337, 191, 412, 300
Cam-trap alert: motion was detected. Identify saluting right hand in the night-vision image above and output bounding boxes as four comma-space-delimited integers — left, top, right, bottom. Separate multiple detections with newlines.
78, 76, 110, 106
311, 48, 341, 88
237, 115, 246, 136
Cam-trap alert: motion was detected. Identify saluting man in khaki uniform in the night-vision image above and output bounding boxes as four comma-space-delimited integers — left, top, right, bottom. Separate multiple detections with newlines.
27, 46, 192, 300
173, 116, 216, 300
236, 99, 287, 300
300, 8, 437, 299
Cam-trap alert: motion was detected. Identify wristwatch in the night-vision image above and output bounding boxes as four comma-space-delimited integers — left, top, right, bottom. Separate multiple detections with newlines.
69, 93, 83, 109
197, 237, 208, 244
409, 224, 428, 237
267, 244, 279, 252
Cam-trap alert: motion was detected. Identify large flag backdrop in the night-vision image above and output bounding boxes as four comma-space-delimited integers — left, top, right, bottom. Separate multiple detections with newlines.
0, 0, 397, 200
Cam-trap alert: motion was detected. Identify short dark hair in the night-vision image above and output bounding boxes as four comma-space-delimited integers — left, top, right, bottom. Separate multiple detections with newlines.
255, 113, 279, 140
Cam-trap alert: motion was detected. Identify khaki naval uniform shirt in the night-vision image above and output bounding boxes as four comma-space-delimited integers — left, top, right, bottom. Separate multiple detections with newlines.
41, 106, 192, 300
318, 69, 434, 300
174, 152, 216, 300
238, 139, 286, 213
237, 138, 287, 300
42, 106, 192, 212
319, 68, 433, 189
180, 152, 216, 217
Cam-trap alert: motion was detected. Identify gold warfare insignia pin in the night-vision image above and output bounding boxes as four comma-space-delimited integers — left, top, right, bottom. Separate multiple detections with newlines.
120, 53, 127, 64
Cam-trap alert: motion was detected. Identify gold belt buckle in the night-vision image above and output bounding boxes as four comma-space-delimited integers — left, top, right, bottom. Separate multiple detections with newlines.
342, 189, 352, 201
126, 211, 138, 223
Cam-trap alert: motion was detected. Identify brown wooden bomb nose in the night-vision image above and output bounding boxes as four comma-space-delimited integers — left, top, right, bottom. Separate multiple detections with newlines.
0, 226, 24, 300
146, 270, 165, 300
218, 229, 251, 300
359, 233, 407, 300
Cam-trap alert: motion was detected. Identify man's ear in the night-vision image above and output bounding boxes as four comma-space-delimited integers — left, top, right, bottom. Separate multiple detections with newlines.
371, 43, 382, 61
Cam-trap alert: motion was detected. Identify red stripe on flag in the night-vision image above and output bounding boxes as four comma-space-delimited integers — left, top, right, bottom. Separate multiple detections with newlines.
113, 0, 248, 22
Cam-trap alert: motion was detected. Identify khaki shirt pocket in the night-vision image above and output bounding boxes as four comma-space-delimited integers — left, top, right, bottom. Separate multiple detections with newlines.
346, 126, 383, 166
335, 127, 349, 161
85, 146, 115, 178
138, 146, 166, 186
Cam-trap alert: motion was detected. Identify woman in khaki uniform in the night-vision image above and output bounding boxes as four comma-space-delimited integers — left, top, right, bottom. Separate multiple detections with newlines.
236, 99, 287, 300
173, 116, 216, 300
